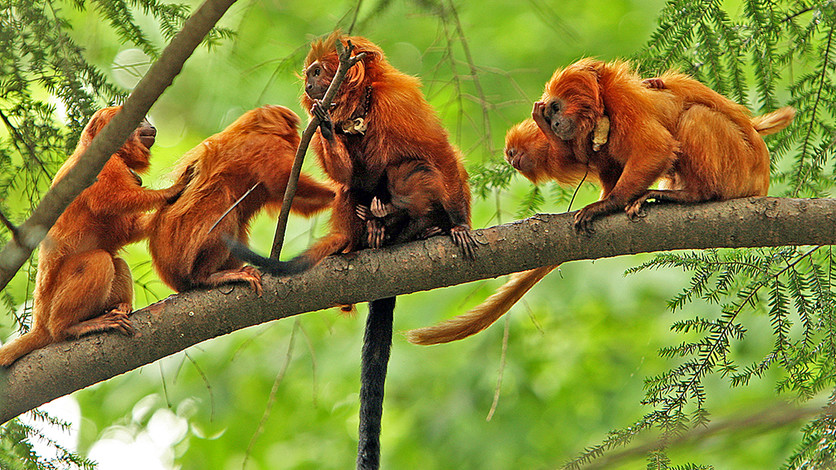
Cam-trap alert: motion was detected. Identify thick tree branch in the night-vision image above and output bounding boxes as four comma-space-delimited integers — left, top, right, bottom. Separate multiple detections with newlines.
1, 197, 835, 422
0, 0, 237, 291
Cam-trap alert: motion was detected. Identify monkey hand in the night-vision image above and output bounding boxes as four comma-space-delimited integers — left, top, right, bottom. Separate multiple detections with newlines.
311, 100, 335, 140
532, 101, 551, 135
370, 197, 392, 218
573, 198, 621, 236
642, 77, 666, 89
162, 179, 189, 204
356, 204, 371, 221
450, 224, 476, 259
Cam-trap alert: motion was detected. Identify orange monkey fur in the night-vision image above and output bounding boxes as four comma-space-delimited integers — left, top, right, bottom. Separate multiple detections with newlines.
0, 106, 182, 366
231, 33, 474, 273
146, 105, 334, 294
302, 33, 474, 263
407, 65, 794, 345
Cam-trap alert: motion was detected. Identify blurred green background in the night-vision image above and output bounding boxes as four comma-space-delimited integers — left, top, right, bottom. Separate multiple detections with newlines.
2, 0, 815, 468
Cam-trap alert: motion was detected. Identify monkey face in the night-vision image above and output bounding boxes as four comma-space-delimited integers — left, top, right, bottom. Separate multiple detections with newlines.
137, 119, 156, 150
305, 60, 331, 100
541, 98, 577, 141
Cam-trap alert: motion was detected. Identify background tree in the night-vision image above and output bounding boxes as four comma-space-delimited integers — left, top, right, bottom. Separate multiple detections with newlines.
0, 0, 834, 469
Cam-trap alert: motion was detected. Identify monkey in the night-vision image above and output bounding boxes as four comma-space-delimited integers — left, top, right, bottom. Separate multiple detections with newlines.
536, 58, 794, 232
407, 64, 794, 345
227, 33, 476, 470
0, 106, 183, 366
354, 159, 452, 249
146, 105, 335, 295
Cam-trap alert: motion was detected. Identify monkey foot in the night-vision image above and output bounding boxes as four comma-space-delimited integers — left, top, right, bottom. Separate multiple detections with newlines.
450, 225, 476, 259
573, 206, 599, 236
66, 310, 135, 338
642, 77, 666, 89
206, 267, 264, 297
110, 302, 133, 315
366, 219, 385, 249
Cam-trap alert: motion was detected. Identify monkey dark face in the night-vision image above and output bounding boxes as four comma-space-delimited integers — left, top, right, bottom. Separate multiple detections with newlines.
137, 119, 156, 150
541, 98, 577, 141
504, 146, 535, 175
305, 60, 331, 100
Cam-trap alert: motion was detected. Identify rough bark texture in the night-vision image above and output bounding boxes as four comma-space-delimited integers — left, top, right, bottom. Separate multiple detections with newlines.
0, 0, 238, 291
1, 197, 834, 422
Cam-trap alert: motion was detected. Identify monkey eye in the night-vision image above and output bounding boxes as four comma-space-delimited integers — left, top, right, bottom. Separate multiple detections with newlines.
506, 148, 516, 158
313, 66, 321, 77
550, 101, 561, 113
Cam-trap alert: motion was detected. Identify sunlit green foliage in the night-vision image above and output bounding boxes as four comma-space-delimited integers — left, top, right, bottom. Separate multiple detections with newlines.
0, 0, 834, 469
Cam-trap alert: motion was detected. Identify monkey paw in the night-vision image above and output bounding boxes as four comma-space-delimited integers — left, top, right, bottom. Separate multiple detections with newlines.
420, 226, 443, 239
573, 207, 598, 236
370, 197, 389, 218
311, 100, 335, 139
239, 266, 264, 297
366, 219, 385, 249
625, 197, 650, 220
101, 310, 136, 336
642, 77, 666, 89
450, 225, 476, 259
356, 204, 371, 221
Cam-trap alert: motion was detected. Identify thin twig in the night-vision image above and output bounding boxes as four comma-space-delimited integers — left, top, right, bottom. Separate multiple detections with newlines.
207, 182, 260, 235
0, 211, 18, 239
242, 320, 298, 470
269, 39, 366, 258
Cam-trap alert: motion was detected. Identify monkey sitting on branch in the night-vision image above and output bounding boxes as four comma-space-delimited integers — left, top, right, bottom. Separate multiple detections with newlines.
0, 107, 184, 366
407, 60, 794, 346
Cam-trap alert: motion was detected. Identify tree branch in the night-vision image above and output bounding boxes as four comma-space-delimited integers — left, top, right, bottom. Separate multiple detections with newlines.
0, 0, 238, 291
1, 197, 835, 423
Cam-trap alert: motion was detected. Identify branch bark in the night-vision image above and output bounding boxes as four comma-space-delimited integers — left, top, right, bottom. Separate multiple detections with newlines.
0, 0, 238, 291
1, 196, 835, 422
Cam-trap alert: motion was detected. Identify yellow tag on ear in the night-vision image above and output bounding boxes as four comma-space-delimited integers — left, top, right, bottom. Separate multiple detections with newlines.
592, 115, 610, 151
341, 117, 367, 135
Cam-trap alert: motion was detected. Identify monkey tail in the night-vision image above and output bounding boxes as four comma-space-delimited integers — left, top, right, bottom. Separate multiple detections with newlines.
0, 327, 52, 366
357, 296, 395, 470
406, 264, 558, 345
752, 107, 795, 136
225, 237, 310, 275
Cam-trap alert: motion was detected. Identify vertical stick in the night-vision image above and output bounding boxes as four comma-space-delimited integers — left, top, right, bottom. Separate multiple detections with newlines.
269, 40, 366, 259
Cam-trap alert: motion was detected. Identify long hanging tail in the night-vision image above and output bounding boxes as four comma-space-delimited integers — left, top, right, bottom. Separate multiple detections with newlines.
752, 107, 795, 136
357, 297, 395, 470
406, 264, 559, 345
0, 327, 52, 366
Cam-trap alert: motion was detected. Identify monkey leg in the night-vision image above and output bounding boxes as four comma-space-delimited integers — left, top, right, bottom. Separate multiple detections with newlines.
574, 143, 676, 235
625, 189, 710, 219
193, 240, 264, 296
104, 256, 134, 314
46, 250, 134, 341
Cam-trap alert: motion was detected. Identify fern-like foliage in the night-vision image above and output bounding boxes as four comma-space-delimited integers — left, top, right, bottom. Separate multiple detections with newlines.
0, 412, 95, 470
562, 1, 836, 468
0, 1, 232, 468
